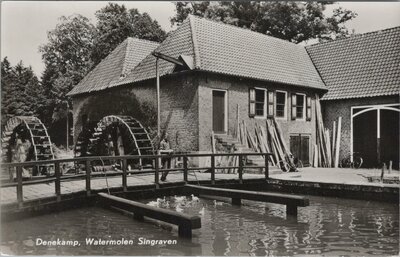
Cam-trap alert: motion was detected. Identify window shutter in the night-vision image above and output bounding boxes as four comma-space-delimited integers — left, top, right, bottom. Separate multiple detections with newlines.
291, 93, 297, 120
249, 88, 255, 117
306, 96, 312, 121
267, 91, 275, 118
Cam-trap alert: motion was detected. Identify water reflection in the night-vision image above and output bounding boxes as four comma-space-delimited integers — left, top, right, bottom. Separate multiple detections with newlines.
1, 195, 398, 256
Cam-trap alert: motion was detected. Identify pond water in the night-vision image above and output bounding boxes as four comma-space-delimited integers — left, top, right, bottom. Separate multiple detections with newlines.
1, 195, 398, 256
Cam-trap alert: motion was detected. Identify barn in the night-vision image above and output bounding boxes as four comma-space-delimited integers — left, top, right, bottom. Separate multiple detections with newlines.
68, 15, 327, 166
307, 27, 400, 169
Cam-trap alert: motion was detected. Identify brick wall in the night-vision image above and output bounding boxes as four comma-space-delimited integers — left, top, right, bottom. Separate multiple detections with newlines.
321, 95, 398, 161
197, 73, 319, 164
72, 73, 199, 152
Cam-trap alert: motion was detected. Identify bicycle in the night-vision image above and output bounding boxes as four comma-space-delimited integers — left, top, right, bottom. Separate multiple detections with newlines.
340, 152, 363, 169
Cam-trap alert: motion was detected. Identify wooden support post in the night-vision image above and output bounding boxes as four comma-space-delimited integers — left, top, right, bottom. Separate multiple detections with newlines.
183, 156, 188, 182
55, 162, 61, 202
381, 163, 386, 182
389, 161, 392, 174
155, 156, 160, 189
178, 225, 192, 238
232, 198, 241, 205
264, 153, 269, 179
211, 155, 215, 185
122, 159, 127, 192
286, 205, 298, 216
16, 166, 23, 208
134, 213, 144, 221
238, 155, 243, 183
85, 160, 91, 196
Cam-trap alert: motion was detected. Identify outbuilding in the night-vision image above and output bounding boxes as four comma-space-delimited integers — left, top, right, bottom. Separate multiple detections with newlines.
307, 27, 400, 169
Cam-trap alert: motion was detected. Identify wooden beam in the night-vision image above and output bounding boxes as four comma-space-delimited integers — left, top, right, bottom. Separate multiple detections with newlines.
152, 52, 185, 66
184, 185, 309, 216
98, 193, 201, 238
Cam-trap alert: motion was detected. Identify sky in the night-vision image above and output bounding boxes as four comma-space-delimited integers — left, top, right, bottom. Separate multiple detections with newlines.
2, 1, 400, 77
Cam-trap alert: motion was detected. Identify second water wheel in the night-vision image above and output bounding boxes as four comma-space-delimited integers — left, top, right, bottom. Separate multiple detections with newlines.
74, 115, 154, 170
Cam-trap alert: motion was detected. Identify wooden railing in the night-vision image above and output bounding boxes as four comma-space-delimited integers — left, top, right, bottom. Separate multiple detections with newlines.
1, 152, 272, 208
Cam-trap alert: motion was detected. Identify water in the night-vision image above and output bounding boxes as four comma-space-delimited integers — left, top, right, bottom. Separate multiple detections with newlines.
1, 195, 398, 256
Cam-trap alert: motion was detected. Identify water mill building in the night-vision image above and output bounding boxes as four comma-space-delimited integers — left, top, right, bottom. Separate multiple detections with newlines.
68, 16, 399, 169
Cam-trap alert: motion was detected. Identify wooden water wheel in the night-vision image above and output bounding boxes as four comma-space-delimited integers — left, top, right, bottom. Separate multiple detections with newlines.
1, 116, 54, 179
74, 115, 154, 170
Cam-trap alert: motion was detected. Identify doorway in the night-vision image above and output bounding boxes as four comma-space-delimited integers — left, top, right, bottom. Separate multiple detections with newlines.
212, 90, 227, 134
352, 104, 399, 169
290, 134, 310, 167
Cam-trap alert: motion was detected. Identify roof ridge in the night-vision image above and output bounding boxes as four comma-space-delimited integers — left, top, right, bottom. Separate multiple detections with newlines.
189, 14, 303, 48
307, 26, 400, 48
188, 15, 201, 69
126, 37, 160, 46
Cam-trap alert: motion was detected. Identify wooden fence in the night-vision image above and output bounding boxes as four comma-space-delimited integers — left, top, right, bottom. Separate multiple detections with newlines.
1, 152, 271, 208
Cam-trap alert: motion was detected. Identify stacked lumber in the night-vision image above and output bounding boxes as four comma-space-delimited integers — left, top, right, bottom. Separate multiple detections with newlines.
211, 132, 238, 174
314, 94, 341, 168
236, 119, 297, 172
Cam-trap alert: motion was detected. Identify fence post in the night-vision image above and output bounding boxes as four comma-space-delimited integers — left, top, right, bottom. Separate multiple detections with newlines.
55, 162, 61, 202
122, 159, 127, 192
183, 156, 188, 182
265, 153, 269, 179
155, 156, 160, 189
211, 155, 215, 185
238, 155, 243, 184
16, 166, 23, 208
85, 160, 91, 196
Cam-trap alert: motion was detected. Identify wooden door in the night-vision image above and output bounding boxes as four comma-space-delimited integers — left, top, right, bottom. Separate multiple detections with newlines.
353, 110, 377, 168
212, 90, 226, 133
290, 134, 310, 166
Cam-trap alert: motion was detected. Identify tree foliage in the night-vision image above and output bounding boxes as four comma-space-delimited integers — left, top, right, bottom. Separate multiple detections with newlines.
171, 1, 357, 43
39, 14, 95, 124
1, 58, 45, 125
91, 3, 167, 65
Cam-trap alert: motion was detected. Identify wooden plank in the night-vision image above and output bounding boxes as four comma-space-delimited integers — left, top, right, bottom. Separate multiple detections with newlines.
334, 117, 342, 168
238, 155, 243, 183
16, 166, 23, 208
55, 162, 61, 201
122, 159, 127, 192
183, 156, 188, 183
85, 160, 91, 196
332, 121, 336, 164
185, 185, 309, 208
98, 193, 201, 238
211, 155, 215, 184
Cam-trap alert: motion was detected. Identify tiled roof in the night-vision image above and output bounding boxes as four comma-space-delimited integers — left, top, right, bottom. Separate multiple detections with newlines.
111, 17, 195, 89
67, 38, 159, 96
306, 27, 400, 100
115, 15, 326, 90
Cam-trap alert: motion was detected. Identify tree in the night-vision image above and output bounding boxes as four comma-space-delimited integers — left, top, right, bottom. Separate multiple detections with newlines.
91, 3, 167, 65
171, 2, 357, 43
1, 58, 45, 125
39, 14, 95, 122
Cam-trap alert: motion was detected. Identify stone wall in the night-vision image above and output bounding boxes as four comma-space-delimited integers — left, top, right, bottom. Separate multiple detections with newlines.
72, 73, 199, 152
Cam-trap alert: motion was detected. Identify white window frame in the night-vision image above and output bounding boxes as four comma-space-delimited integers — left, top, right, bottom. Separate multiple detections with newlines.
212, 89, 228, 134
295, 93, 306, 121
254, 87, 267, 119
275, 90, 287, 120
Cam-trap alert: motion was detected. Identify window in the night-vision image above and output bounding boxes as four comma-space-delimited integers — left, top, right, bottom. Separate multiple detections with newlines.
275, 91, 287, 118
296, 94, 305, 119
255, 88, 266, 117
